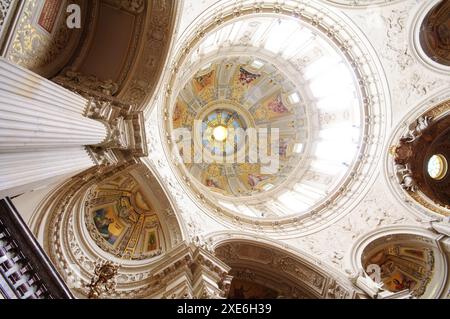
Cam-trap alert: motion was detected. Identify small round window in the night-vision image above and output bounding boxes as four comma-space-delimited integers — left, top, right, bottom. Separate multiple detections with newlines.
427, 154, 448, 180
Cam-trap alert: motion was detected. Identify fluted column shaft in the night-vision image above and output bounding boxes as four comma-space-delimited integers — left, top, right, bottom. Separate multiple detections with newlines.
0, 58, 107, 149
0, 58, 108, 197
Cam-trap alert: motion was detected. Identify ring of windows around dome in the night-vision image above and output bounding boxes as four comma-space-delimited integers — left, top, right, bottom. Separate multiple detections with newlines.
160, 0, 389, 235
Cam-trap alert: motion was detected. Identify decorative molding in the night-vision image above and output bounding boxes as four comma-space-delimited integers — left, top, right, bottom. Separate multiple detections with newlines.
28, 162, 190, 298
156, 0, 390, 237
0, 0, 13, 30
5, 0, 85, 77
102, 0, 145, 14
118, 0, 179, 108
324, 0, 404, 8
345, 225, 448, 299
385, 91, 450, 219
409, 0, 450, 75
54, 70, 120, 96
206, 232, 359, 299
375, 3, 450, 108
214, 238, 356, 299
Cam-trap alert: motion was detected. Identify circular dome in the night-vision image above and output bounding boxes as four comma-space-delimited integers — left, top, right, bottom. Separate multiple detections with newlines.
418, 0, 450, 67
386, 95, 450, 218
161, 0, 388, 230
169, 15, 362, 211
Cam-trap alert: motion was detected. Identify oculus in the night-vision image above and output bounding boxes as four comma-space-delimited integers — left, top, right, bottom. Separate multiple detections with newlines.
427, 154, 448, 180
212, 125, 228, 142
201, 108, 248, 157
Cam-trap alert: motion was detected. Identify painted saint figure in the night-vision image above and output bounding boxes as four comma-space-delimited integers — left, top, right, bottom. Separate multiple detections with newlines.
267, 95, 289, 114
239, 67, 261, 85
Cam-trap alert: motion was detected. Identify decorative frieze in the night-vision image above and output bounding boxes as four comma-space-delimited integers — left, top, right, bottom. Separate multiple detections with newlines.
215, 241, 355, 299
55, 70, 120, 96
0, 0, 13, 32
103, 0, 146, 14
84, 97, 148, 165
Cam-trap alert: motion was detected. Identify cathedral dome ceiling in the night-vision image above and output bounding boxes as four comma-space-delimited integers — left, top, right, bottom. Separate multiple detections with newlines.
172, 55, 312, 199
159, 1, 389, 232
387, 97, 450, 218
170, 30, 362, 213
3, 0, 450, 300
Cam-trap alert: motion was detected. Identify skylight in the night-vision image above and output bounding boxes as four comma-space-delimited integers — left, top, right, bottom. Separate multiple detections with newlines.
278, 191, 309, 212
264, 19, 298, 53
251, 59, 264, 69
293, 143, 304, 153
288, 92, 300, 104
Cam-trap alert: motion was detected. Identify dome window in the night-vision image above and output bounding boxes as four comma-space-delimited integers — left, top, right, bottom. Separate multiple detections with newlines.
427, 154, 448, 180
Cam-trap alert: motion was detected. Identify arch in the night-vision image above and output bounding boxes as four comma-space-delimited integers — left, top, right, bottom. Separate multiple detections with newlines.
346, 225, 448, 298
4, 0, 181, 110
323, 0, 405, 8
206, 231, 357, 299
28, 163, 186, 298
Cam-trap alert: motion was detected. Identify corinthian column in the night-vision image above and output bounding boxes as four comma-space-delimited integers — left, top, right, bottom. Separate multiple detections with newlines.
0, 58, 108, 197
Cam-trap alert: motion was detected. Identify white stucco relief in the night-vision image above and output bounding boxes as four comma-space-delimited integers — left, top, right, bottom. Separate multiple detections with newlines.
143, 0, 450, 271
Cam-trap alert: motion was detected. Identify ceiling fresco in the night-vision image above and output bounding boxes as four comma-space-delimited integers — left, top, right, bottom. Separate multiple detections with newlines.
3, 0, 450, 301
363, 244, 434, 297
85, 173, 167, 260
172, 56, 306, 197
163, 12, 371, 221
